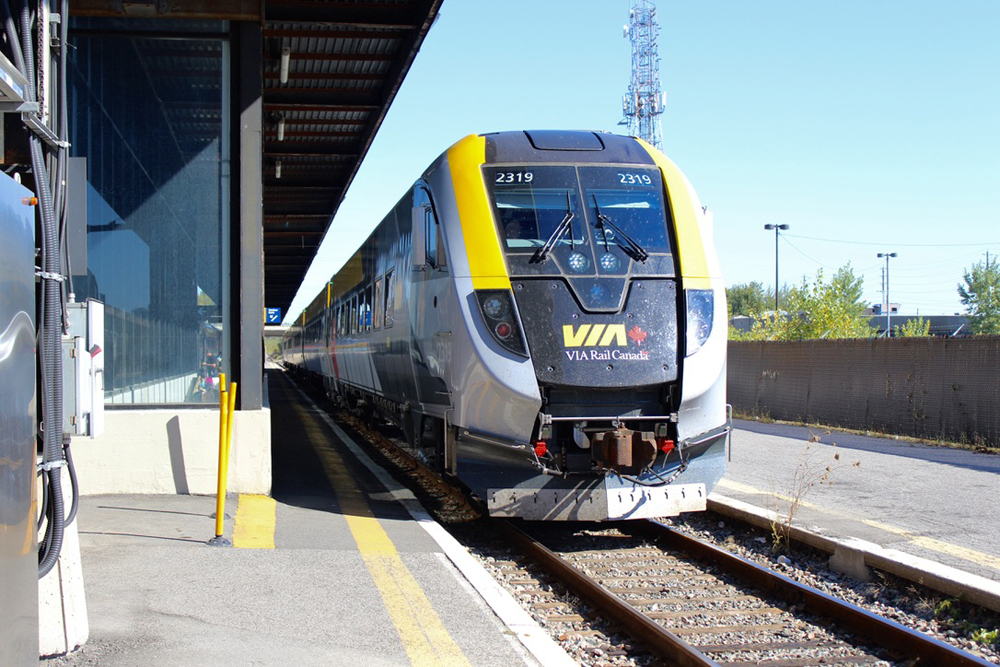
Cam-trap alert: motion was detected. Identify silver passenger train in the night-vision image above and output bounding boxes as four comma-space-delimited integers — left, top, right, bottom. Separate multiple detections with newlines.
282, 130, 729, 521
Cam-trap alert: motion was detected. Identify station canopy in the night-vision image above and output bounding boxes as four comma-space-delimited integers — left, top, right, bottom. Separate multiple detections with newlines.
71, 0, 443, 315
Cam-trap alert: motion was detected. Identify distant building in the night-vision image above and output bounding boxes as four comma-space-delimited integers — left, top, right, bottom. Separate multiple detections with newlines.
865, 303, 900, 316
869, 315, 968, 337
729, 313, 969, 338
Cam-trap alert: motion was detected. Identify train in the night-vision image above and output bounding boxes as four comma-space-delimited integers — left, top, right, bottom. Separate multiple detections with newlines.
282, 130, 729, 521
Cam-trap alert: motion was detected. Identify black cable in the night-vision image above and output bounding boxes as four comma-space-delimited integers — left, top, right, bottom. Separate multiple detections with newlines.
64, 438, 78, 525
37, 464, 48, 530
0, 0, 25, 74
12, 0, 68, 579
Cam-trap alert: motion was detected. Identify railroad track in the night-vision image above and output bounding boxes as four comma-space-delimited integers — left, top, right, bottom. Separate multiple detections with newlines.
495, 520, 993, 667
293, 383, 994, 665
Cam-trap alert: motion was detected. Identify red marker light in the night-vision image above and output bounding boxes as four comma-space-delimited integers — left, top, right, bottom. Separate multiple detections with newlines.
495, 321, 512, 339
657, 437, 675, 455
534, 441, 547, 457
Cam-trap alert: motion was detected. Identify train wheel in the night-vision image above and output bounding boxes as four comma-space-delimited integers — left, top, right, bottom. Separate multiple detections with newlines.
403, 410, 417, 451
417, 415, 445, 472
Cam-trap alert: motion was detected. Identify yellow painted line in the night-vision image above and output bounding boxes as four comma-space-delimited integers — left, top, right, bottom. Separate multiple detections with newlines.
716, 479, 1000, 571
857, 518, 1000, 571
233, 494, 276, 549
718, 478, 823, 510
290, 399, 470, 666
447, 134, 511, 291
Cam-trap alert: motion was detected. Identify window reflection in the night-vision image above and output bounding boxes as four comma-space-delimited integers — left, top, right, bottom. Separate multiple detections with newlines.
69, 21, 228, 404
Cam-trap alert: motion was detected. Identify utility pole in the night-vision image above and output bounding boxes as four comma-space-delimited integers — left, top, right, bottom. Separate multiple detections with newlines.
877, 252, 897, 336
621, 0, 664, 149
764, 224, 789, 311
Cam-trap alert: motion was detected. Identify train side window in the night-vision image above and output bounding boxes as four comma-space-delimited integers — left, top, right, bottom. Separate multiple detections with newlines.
384, 269, 395, 328
358, 288, 368, 333
373, 278, 383, 330
415, 185, 445, 270
425, 208, 437, 267
363, 284, 373, 332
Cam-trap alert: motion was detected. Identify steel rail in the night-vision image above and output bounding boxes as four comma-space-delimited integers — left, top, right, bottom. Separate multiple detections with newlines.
495, 519, 719, 667
632, 520, 994, 667
308, 381, 991, 666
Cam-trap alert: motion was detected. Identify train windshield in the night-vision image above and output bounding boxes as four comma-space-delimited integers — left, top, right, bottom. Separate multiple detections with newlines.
486, 165, 673, 278
578, 166, 669, 253
489, 166, 582, 251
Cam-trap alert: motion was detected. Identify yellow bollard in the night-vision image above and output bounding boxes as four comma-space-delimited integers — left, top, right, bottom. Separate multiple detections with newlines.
210, 381, 230, 545
222, 381, 237, 508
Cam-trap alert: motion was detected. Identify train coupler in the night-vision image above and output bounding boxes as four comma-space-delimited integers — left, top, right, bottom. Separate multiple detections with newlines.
594, 426, 657, 474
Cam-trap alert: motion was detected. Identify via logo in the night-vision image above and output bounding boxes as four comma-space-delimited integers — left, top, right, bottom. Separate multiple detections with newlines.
562, 324, 627, 347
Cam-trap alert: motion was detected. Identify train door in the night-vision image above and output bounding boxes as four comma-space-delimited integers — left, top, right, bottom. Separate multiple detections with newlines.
409, 184, 454, 465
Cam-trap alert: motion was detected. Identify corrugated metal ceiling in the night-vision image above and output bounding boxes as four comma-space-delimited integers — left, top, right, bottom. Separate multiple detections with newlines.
70, 0, 443, 316
263, 0, 441, 314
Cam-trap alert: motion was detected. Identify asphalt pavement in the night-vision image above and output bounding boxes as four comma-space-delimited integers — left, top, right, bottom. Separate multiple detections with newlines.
718, 419, 1000, 583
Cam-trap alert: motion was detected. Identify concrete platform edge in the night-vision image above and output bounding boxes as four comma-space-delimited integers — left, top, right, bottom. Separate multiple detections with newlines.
290, 381, 575, 667
708, 494, 1000, 614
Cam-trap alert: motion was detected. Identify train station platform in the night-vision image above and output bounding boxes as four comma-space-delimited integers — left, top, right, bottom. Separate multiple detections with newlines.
44, 368, 572, 666
45, 369, 1000, 665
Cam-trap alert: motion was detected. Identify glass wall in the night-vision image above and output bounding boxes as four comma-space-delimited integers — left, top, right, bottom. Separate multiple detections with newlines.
68, 19, 230, 404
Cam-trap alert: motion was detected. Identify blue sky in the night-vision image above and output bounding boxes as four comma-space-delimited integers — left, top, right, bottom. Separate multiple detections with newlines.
285, 1, 1000, 322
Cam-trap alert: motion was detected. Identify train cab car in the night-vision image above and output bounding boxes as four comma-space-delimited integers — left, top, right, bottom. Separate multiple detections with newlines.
285, 130, 729, 521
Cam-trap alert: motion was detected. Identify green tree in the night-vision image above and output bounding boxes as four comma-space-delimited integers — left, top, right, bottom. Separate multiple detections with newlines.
895, 317, 930, 337
727, 281, 770, 317
734, 264, 875, 340
958, 258, 1000, 335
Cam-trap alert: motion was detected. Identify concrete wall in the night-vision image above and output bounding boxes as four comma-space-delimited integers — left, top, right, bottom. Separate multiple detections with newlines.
728, 337, 1000, 447
72, 408, 271, 495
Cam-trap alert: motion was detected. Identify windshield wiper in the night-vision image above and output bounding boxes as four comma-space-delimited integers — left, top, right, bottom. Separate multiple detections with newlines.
592, 195, 649, 263
530, 192, 576, 263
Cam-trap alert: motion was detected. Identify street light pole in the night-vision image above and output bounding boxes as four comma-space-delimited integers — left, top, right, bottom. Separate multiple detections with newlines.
877, 252, 897, 336
764, 224, 789, 311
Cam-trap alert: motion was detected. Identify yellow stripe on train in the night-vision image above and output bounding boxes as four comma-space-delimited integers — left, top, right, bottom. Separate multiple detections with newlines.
635, 138, 713, 291
447, 135, 511, 291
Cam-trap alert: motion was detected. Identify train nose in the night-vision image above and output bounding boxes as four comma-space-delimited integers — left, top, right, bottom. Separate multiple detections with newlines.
511, 278, 679, 388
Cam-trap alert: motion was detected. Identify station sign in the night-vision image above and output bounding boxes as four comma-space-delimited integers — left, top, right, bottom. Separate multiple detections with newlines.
265, 307, 282, 324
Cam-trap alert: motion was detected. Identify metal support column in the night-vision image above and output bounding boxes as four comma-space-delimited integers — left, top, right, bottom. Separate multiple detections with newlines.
231, 22, 263, 410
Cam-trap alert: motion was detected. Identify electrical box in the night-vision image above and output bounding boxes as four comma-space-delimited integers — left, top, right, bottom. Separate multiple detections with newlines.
62, 299, 105, 438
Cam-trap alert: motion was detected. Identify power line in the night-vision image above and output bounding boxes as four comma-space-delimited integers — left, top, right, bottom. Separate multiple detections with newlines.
783, 233, 1000, 248
779, 236, 840, 272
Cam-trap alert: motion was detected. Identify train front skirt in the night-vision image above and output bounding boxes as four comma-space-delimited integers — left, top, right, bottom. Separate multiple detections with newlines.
487, 481, 707, 521
468, 423, 729, 521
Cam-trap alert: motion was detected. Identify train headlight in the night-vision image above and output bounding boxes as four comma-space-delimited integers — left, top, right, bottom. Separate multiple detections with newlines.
482, 294, 508, 319
476, 290, 528, 357
599, 252, 620, 272
685, 289, 714, 356
567, 251, 590, 273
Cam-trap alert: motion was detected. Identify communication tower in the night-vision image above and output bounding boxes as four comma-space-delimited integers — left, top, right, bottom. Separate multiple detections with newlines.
621, 0, 665, 150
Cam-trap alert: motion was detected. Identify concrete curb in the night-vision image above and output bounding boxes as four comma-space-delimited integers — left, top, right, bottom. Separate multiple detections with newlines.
708, 494, 1000, 614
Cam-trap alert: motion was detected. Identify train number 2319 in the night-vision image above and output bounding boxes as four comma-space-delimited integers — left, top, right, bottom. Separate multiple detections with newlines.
495, 171, 534, 184
618, 172, 652, 185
